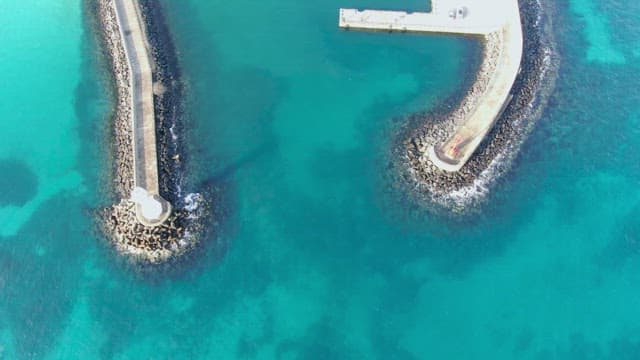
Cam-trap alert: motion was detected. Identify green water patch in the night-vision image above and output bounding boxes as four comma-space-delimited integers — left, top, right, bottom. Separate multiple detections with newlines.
569, 0, 626, 64
79, 0, 640, 358
43, 297, 107, 360
534, 333, 640, 358
0, 160, 37, 206
0, 193, 91, 359
596, 203, 640, 270
0, 0, 638, 358
0, 0, 84, 237
530, 11, 640, 176
591, 0, 640, 62
0, 325, 17, 360
0, 170, 83, 238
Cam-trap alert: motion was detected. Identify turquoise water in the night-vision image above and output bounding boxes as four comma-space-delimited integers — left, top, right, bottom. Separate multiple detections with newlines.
1, 0, 640, 358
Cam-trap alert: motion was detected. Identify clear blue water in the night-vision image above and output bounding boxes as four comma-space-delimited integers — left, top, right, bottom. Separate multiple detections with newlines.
1, 0, 640, 358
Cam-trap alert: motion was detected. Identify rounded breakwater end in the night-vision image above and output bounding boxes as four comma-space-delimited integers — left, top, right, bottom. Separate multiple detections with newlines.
100, 197, 210, 264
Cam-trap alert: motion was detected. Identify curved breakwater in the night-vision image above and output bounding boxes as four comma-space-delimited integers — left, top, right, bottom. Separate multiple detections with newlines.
392, 0, 559, 214
90, 0, 211, 264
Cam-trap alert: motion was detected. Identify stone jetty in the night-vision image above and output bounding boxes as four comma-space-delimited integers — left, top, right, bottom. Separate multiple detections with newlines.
94, 0, 209, 263
340, 0, 557, 212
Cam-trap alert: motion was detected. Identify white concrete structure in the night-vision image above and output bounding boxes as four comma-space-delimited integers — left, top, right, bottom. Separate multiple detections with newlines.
339, 0, 523, 172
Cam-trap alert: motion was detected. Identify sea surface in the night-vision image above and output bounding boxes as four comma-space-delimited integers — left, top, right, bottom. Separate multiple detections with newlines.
1, 0, 639, 358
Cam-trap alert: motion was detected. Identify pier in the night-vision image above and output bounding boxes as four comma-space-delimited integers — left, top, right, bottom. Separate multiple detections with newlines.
113, 0, 172, 226
339, 0, 523, 172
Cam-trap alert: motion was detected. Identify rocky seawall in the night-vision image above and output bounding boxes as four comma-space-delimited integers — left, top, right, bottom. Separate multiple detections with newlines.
392, 0, 559, 214
92, 0, 210, 264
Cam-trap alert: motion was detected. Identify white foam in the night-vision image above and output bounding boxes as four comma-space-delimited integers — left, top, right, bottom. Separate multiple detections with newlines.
183, 192, 202, 212
443, 150, 509, 208
169, 124, 178, 141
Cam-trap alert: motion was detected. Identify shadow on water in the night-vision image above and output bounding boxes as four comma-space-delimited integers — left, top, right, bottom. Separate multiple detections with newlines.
176, 142, 277, 274
204, 141, 277, 183
112, 141, 276, 283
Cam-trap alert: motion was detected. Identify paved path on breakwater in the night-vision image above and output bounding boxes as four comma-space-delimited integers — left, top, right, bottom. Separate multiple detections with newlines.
113, 0, 172, 226
339, 0, 523, 172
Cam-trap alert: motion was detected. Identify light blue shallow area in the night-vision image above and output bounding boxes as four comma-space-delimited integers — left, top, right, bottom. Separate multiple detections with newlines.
1, 0, 640, 359
0, 0, 86, 238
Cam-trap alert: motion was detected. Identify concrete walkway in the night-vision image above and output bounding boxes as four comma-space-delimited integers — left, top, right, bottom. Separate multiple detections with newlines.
339, 0, 523, 172
113, 0, 172, 226
339, 7, 500, 35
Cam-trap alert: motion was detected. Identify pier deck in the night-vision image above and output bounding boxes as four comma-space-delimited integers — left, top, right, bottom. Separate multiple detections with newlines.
339, 0, 523, 172
113, 0, 172, 226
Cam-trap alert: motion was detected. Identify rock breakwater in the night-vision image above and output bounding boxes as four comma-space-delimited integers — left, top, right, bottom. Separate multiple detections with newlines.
392, 0, 558, 213
92, 0, 210, 263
